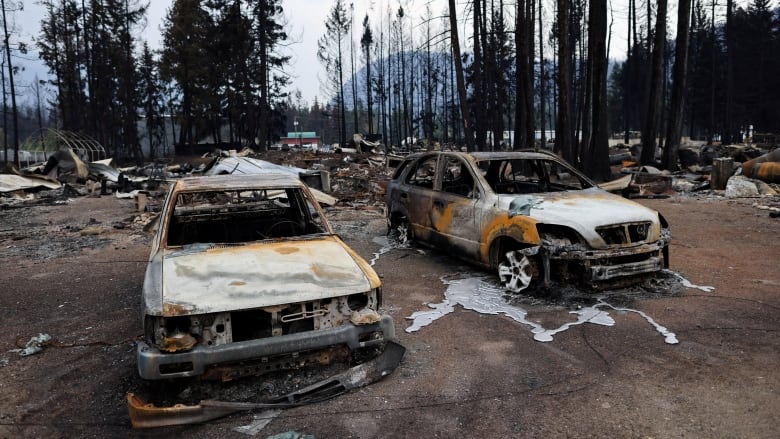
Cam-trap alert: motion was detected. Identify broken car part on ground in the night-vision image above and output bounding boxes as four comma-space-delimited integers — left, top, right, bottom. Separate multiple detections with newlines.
386, 149, 671, 293
137, 173, 396, 381
128, 341, 405, 428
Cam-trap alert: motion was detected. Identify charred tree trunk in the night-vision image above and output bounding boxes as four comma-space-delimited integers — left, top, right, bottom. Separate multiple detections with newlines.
555, 0, 574, 162
514, 0, 529, 150
472, 0, 485, 150
1, 0, 19, 166
624, 0, 632, 144
725, 0, 734, 143
524, 0, 536, 149
538, 0, 546, 148
448, 0, 473, 150
584, 0, 611, 181
640, 0, 667, 165
663, 0, 692, 171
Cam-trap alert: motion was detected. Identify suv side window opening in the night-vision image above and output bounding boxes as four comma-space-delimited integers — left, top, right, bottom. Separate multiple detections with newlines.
441, 156, 478, 198
406, 156, 438, 189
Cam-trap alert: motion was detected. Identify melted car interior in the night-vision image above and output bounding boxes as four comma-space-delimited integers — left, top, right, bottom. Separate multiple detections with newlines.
166, 188, 326, 246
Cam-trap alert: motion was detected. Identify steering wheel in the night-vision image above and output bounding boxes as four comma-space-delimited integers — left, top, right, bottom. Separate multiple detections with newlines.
264, 220, 303, 238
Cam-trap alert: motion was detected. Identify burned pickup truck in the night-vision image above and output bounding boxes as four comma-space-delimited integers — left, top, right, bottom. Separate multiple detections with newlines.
137, 174, 395, 380
386, 150, 670, 292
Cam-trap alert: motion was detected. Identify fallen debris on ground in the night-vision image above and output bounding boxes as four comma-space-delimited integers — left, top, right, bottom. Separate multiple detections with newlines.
127, 341, 405, 428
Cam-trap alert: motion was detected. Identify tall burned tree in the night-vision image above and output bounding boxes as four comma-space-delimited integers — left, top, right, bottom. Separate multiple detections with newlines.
160, 0, 212, 147
514, 0, 535, 150
471, 0, 486, 150
115, 0, 144, 163
663, 0, 693, 171
138, 42, 165, 159
421, 6, 434, 141
555, 0, 574, 163
488, 1, 512, 151
38, 0, 84, 134
349, 3, 358, 136
318, 0, 350, 148
361, 14, 374, 135
38, 0, 146, 159
583, 0, 611, 181
1, 0, 20, 166
448, 0, 473, 150
640, 0, 667, 165
538, 0, 547, 148
250, 0, 290, 150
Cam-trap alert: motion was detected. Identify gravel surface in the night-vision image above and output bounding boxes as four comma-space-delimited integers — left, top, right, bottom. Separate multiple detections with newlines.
0, 191, 777, 438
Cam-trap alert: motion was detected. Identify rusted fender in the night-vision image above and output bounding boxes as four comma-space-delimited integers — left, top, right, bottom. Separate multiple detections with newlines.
127, 393, 272, 428
128, 341, 406, 428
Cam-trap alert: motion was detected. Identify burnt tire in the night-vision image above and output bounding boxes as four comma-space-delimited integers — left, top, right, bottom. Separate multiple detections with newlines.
388, 215, 412, 245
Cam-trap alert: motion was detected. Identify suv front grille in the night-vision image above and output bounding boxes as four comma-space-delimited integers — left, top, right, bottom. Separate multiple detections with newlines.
596, 222, 651, 245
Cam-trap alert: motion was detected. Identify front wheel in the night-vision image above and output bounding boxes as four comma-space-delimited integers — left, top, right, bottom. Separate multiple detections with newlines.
497, 250, 534, 293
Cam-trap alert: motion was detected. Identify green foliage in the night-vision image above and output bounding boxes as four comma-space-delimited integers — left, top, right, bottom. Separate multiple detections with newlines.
317, 0, 351, 147
37, 0, 147, 161
159, 0, 290, 150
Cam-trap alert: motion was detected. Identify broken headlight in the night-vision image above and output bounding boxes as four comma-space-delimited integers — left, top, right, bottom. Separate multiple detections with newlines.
144, 315, 199, 353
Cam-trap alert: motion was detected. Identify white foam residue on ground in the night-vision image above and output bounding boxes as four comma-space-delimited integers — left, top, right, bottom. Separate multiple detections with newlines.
665, 269, 715, 292
369, 236, 407, 266
597, 300, 679, 344
367, 237, 679, 345
406, 276, 678, 345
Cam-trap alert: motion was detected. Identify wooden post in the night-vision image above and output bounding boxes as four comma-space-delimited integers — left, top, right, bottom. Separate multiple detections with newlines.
711, 157, 734, 190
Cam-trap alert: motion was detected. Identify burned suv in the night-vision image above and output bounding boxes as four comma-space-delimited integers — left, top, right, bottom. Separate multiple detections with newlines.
386, 150, 670, 292
138, 174, 394, 380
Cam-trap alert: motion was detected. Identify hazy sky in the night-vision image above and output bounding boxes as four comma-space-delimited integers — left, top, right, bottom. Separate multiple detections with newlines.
8, 0, 718, 107
13, 0, 452, 106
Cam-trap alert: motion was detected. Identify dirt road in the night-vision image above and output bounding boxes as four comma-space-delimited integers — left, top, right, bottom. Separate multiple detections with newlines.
0, 192, 777, 438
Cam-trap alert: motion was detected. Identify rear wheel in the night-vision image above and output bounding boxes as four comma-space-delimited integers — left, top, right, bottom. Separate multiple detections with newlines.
388, 215, 411, 245
497, 250, 534, 293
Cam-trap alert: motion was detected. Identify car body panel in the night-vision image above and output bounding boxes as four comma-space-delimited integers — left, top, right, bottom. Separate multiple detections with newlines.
494, 188, 662, 249
148, 236, 379, 317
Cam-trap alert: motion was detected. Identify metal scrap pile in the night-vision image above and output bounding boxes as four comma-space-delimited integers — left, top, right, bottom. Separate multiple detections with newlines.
259, 149, 393, 204
601, 143, 779, 201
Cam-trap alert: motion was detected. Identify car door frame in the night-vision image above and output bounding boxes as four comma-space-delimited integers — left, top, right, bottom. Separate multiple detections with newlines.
427, 153, 484, 260
393, 153, 440, 243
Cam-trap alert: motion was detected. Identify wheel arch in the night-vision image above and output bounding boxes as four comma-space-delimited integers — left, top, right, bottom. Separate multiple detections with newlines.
488, 235, 535, 270
387, 207, 410, 229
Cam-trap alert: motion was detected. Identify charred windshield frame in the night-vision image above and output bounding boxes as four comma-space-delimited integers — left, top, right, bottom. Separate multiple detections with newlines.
478, 157, 594, 194
165, 187, 328, 247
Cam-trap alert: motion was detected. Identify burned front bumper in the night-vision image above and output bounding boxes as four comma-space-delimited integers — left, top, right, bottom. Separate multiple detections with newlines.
530, 232, 670, 284
137, 314, 395, 380
587, 255, 665, 281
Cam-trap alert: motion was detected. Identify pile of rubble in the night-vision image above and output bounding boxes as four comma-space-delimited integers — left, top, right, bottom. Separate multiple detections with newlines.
3, 143, 779, 217
603, 143, 780, 207
0, 146, 392, 208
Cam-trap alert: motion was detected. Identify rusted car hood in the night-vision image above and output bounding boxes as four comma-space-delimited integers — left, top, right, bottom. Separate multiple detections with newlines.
148, 236, 378, 316
499, 188, 660, 244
